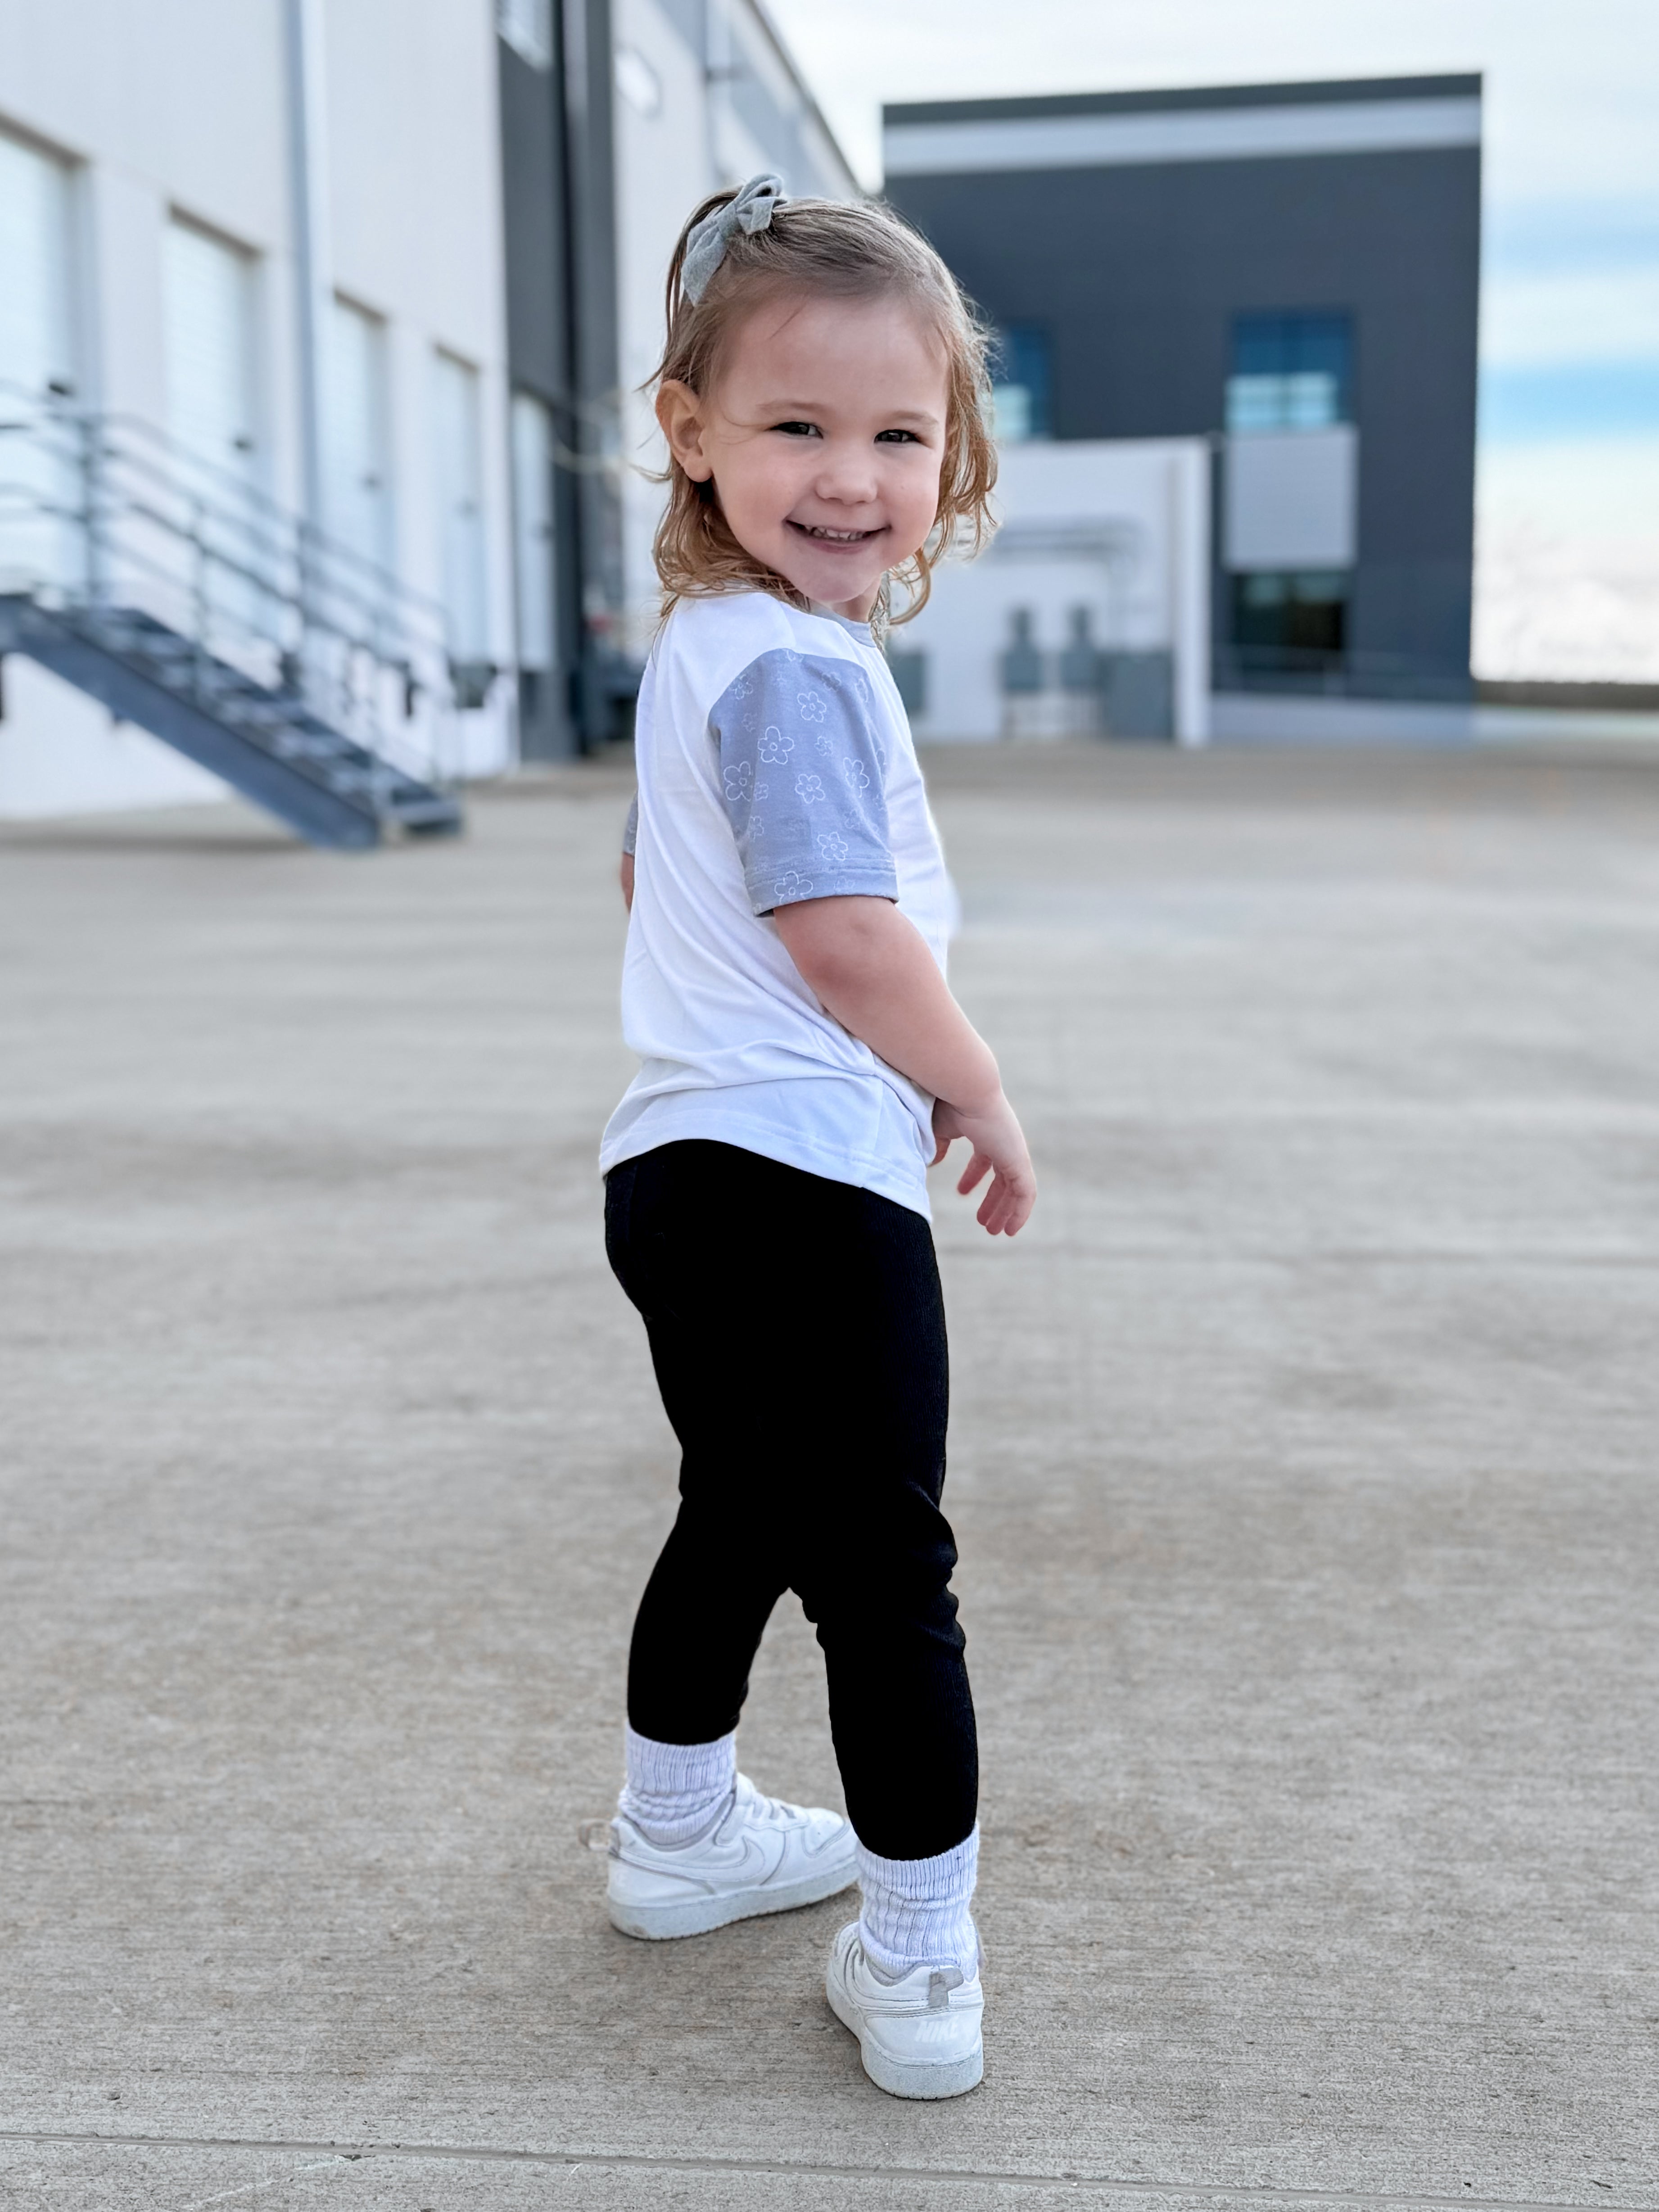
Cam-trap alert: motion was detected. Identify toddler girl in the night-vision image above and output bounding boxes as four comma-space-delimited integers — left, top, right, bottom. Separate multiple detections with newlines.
599, 174, 1035, 2101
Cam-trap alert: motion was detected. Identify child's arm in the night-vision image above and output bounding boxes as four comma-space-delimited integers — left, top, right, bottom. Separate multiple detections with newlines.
774, 895, 1035, 1237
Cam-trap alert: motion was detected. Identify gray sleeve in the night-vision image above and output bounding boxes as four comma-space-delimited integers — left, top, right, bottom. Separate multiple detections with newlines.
622, 795, 638, 856
708, 649, 895, 914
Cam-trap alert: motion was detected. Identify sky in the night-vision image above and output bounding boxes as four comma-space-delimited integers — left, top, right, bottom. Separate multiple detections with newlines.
766, 0, 1659, 679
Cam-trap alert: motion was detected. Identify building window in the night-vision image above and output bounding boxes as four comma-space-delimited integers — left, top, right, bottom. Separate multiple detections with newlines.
497, 0, 554, 69
989, 324, 1052, 442
1227, 312, 1352, 434
1229, 570, 1349, 673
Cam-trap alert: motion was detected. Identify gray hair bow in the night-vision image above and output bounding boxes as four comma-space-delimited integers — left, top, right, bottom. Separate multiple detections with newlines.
681, 173, 785, 303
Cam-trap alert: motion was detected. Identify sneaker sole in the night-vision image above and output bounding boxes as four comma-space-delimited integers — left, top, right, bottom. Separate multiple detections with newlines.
607, 1856, 857, 1941
825, 1972, 985, 2100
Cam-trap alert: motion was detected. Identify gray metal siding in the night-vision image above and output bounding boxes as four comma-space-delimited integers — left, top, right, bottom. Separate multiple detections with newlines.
886, 74, 1483, 124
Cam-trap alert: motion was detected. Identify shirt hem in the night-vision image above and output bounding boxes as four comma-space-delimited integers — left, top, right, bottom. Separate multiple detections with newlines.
599, 1099, 931, 1219
750, 864, 900, 914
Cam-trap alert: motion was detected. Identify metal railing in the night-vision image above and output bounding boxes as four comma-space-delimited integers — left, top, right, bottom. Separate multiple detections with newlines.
0, 383, 465, 784
1215, 640, 1477, 703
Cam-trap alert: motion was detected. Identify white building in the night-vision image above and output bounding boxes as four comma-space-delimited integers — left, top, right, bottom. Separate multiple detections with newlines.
0, 0, 858, 819
0, 0, 518, 823
899, 439, 1211, 746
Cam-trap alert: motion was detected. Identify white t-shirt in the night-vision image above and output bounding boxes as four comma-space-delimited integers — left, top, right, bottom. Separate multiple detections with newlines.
599, 589, 954, 1217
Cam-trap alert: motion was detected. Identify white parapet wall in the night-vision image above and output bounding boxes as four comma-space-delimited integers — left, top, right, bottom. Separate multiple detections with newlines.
896, 438, 1211, 746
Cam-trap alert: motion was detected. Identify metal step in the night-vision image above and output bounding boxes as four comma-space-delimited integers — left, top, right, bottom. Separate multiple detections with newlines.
0, 595, 463, 848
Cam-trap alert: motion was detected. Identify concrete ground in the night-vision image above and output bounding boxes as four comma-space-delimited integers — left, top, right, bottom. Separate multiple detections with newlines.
2, 743, 1656, 2211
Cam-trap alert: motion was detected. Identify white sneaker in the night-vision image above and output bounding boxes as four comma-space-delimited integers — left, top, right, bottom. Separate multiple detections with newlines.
825, 1921, 984, 2099
606, 1774, 857, 1940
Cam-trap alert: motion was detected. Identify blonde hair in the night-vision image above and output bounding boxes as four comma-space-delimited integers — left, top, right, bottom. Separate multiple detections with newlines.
649, 190, 998, 632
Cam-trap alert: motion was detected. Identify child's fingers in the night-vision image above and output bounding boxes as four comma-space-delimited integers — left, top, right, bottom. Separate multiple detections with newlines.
977, 1174, 1013, 1232
977, 1167, 1035, 1236
955, 1148, 992, 1196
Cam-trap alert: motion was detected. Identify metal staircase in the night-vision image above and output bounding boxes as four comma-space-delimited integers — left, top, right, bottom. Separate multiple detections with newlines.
0, 392, 466, 847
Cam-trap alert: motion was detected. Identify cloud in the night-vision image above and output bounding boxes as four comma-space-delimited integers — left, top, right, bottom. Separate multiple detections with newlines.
1481, 270, 1659, 369
1475, 436, 1659, 679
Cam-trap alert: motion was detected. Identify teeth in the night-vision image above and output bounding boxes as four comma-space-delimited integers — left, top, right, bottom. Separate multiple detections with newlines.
798, 524, 871, 542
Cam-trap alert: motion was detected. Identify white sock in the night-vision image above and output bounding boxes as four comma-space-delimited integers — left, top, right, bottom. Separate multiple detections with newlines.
618, 1724, 736, 1847
856, 1826, 980, 1977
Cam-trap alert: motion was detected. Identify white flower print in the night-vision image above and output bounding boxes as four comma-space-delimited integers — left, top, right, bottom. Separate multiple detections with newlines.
794, 771, 826, 803
773, 869, 814, 901
757, 725, 794, 764
797, 691, 828, 724
750, 815, 766, 837
841, 756, 871, 794
722, 760, 752, 802
816, 732, 833, 756
754, 782, 768, 800
816, 830, 849, 864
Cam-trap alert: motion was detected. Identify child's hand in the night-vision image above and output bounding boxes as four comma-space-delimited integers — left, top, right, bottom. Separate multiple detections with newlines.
931, 1092, 1036, 1237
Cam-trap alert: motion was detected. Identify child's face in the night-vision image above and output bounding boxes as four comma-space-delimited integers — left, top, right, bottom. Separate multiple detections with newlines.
657, 290, 950, 620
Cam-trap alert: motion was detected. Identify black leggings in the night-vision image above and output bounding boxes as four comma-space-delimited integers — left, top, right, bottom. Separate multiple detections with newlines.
605, 1139, 977, 1861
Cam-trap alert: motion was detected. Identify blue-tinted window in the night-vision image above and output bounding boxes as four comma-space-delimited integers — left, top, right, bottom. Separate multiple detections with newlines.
1229, 569, 1349, 671
1227, 312, 1352, 432
990, 324, 1052, 441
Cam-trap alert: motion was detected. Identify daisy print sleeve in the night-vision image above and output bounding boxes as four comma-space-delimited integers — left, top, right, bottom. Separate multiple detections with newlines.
710, 650, 895, 915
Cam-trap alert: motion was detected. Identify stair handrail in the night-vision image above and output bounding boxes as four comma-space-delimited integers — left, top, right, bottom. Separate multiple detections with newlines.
0, 384, 478, 774
0, 378, 449, 633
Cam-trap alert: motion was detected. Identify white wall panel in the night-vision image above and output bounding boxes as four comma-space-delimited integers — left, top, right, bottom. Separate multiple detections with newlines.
0, 129, 75, 398
163, 217, 259, 478
510, 390, 554, 673
1223, 426, 1358, 571
325, 294, 392, 572
884, 96, 1482, 178
434, 348, 487, 660
0, 129, 77, 595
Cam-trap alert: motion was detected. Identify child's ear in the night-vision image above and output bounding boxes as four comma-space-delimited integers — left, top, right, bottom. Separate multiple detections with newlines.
656, 380, 713, 482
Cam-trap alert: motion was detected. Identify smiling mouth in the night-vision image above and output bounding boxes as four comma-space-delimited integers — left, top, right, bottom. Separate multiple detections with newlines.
787, 520, 884, 544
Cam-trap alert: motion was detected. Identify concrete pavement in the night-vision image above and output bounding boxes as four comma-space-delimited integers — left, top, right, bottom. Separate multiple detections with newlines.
2, 743, 1657, 2209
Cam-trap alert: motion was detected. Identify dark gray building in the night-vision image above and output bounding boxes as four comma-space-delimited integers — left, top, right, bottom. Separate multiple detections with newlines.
498, 0, 625, 758
883, 76, 1483, 701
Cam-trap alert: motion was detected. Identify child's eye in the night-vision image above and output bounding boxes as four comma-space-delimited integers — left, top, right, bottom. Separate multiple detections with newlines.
773, 420, 821, 438
875, 429, 921, 444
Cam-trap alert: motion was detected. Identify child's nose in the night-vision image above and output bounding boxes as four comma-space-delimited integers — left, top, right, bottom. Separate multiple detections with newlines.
814, 440, 880, 505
